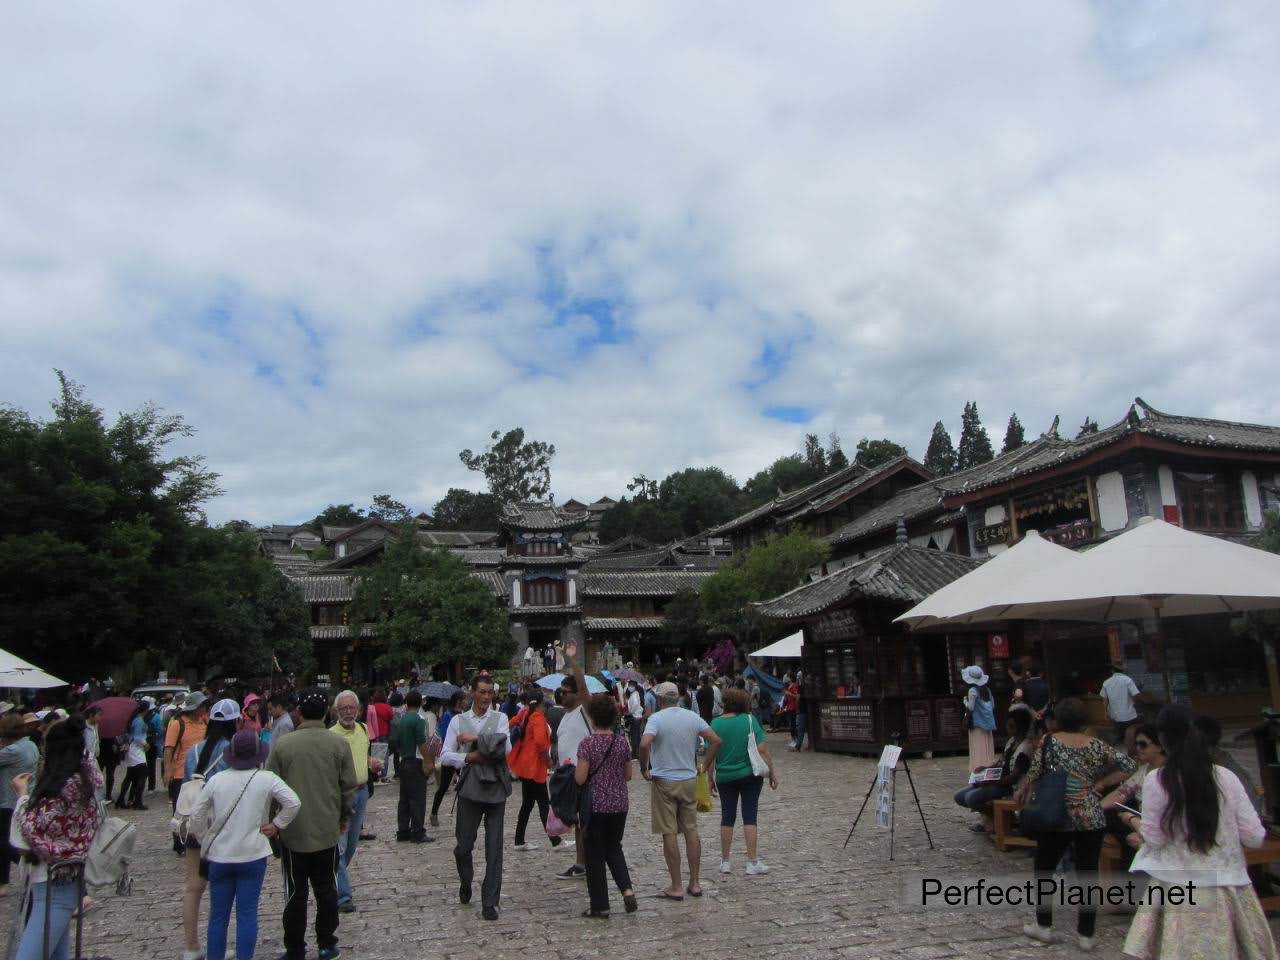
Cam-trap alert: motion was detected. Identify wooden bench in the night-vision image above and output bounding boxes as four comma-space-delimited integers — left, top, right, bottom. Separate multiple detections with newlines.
1100, 834, 1280, 912
992, 798, 1036, 852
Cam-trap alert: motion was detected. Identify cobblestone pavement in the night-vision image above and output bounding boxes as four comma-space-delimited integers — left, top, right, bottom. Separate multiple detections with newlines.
68, 731, 1280, 960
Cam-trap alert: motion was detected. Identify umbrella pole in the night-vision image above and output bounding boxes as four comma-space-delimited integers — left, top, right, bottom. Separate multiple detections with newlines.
1153, 602, 1172, 704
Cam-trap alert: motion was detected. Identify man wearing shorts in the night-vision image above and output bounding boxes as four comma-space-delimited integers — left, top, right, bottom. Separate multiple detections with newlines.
640, 682, 720, 900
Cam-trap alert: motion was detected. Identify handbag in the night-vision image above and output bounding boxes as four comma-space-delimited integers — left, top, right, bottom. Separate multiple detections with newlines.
1019, 736, 1069, 834
746, 718, 769, 778
695, 770, 713, 814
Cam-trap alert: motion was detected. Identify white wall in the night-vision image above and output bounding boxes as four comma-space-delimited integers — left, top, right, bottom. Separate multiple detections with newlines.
1157, 465, 1177, 506
1095, 471, 1128, 532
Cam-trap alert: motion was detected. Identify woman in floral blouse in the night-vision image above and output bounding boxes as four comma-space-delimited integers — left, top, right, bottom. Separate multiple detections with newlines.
1018, 697, 1136, 951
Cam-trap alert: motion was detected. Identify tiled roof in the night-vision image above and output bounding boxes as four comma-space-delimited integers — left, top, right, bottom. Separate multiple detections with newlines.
754, 544, 984, 621
599, 534, 657, 554
512, 604, 581, 615
582, 543, 731, 571
310, 624, 377, 640
417, 530, 498, 547
826, 482, 957, 547
321, 525, 354, 541
500, 502, 590, 531
471, 570, 510, 600
779, 456, 935, 525
505, 554, 581, 568
583, 617, 666, 631
578, 570, 715, 597
710, 461, 870, 535
450, 548, 504, 566
936, 399, 1280, 501
270, 554, 319, 576
294, 576, 356, 603
331, 519, 400, 543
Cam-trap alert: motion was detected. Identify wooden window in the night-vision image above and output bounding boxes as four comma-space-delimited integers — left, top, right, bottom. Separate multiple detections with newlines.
524, 579, 565, 607
1177, 477, 1243, 532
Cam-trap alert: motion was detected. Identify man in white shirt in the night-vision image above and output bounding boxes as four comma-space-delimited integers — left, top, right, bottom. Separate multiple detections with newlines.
1101, 661, 1142, 744
440, 674, 511, 921
626, 683, 644, 759
553, 639, 592, 881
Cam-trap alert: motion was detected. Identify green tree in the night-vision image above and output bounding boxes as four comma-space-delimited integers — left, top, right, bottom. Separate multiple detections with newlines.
1076, 417, 1099, 438
923, 421, 957, 475
627, 475, 658, 501
178, 527, 314, 677
741, 454, 819, 508
429, 488, 502, 530
309, 504, 365, 530
854, 438, 908, 470
658, 467, 741, 536
956, 402, 995, 471
661, 587, 708, 649
368, 493, 412, 523
459, 428, 555, 503
802, 433, 827, 477
700, 530, 829, 653
826, 433, 849, 474
1002, 414, 1026, 454
597, 497, 636, 543
0, 374, 224, 680
346, 535, 511, 674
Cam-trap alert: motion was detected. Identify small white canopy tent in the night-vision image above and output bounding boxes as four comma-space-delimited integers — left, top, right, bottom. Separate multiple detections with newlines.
0, 648, 67, 689
895, 530, 1083, 628
750, 631, 804, 659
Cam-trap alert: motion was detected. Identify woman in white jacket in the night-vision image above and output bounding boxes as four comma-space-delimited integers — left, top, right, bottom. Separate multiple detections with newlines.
191, 729, 300, 960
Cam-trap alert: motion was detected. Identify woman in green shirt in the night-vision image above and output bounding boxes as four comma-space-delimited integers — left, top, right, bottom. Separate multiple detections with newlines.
710, 688, 778, 876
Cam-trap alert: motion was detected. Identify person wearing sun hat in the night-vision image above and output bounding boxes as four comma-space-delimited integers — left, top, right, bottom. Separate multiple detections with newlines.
192, 729, 301, 960
961, 664, 997, 772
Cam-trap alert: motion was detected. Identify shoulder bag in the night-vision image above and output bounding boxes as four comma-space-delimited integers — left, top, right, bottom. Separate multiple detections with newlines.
1019, 736, 1069, 834
746, 717, 769, 778
198, 771, 258, 879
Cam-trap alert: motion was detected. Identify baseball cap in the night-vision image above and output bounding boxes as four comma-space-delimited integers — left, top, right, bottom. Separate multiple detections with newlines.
182, 691, 208, 712
654, 682, 679, 699
209, 698, 241, 722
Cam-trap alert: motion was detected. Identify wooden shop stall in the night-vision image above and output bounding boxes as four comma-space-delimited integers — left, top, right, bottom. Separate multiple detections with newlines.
754, 542, 1022, 756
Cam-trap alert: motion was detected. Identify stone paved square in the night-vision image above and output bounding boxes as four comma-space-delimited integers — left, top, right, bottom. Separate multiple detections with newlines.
62, 733, 1280, 960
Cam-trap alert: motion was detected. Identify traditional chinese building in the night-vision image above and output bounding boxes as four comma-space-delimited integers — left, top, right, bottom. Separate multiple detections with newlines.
498, 501, 593, 657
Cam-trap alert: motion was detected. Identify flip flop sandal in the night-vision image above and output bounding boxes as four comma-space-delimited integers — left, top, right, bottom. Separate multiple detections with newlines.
659, 891, 684, 901
686, 887, 703, 898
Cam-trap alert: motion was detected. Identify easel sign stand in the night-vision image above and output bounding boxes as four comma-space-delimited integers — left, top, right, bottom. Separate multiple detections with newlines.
844, 740, 935, 861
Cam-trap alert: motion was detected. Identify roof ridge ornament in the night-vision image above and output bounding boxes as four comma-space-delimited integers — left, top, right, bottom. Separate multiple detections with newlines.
895, 515, 908, 544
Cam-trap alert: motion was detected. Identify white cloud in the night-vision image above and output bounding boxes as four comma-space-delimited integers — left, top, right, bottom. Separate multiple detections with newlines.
2, 1, 1279, 523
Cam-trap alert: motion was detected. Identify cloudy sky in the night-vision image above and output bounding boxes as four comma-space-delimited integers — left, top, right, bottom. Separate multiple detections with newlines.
3, 2, 1279, 525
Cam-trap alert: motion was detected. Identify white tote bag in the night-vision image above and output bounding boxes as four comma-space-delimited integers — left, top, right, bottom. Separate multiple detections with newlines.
746, 719, 769, 777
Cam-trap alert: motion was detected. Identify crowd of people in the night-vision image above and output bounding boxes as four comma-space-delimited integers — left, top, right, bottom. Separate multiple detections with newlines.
953, 657, 1278, 958
0, 644, 783, 959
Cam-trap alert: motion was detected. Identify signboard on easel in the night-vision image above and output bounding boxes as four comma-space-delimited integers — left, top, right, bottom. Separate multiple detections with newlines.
874, 745, 902, 828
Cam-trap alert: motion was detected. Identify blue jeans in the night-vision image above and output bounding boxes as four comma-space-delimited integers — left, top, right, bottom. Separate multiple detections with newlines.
207, 858, 268, 960
953, 782, 1011, 811
335, 783, 369, 906
718, 775, 764, 827
794, 711, 808, 749
16, 878, 80, 960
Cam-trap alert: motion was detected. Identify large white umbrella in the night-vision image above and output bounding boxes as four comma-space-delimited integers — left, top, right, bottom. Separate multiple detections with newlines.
894, 530, 1082, 628
971, 518, 1280, 623
750, 631, 803, 659
0, 648, 68, 689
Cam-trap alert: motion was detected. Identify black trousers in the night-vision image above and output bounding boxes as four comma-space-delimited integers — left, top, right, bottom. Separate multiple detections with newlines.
514, 778, 559, 845
431, 764, 457, 817
455, 797, 505, 911
398, 758, 427, 837
99, 743, 119, 799
280, 845, 340, 960
626, 717, 643, 759
117, 763, 147, 807
1033, 829, 1105, 936
169, 779, 184, 853
0, 807, 12, 886
145, 743, 157, 791
583, 811, 632, 913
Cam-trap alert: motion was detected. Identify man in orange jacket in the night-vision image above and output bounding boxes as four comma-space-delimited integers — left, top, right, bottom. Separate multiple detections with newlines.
508, 690, 564, 851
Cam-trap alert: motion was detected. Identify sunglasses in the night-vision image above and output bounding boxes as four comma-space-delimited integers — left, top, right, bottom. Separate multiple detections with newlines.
1134, 739, 1153, 748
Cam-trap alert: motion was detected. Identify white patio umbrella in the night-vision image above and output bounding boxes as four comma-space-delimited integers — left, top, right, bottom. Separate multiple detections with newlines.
894, 530, 1083, 628
749, 631, 804, 659
0, 647, 68, 689
924, 517, 1280, 700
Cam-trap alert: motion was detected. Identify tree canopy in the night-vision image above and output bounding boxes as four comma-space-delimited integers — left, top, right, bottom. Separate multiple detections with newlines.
854, 438, 908, 469
0, 374, 309, 681
956, 401, 995, 471
459, 427, 555, 503
1002, 414, 1026, 454
368, 493, 413, 523
429, 488, 502, 530
309, 503, 365, 529
923, 421, 957, 475
699, 530, 829, 652
346, 534, 511, 675
657, 467, 741, 535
